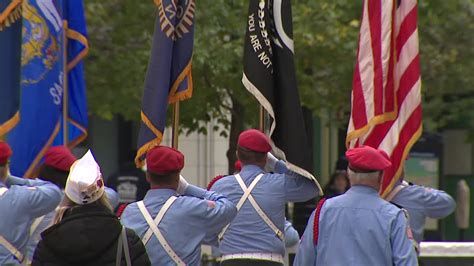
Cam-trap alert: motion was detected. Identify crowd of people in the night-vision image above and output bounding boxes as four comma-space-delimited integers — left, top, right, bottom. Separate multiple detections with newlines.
0, 128, 456, 266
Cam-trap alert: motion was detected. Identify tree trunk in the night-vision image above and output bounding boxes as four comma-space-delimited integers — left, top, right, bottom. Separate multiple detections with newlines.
226, 97, 245, 174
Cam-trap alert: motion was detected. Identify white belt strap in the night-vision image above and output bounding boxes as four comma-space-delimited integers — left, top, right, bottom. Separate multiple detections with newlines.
0, 235, 24, 263
0, 187, 8, 197
30, 216, 46, 236
219, 174, 284, 241
137, 197, 185, 266
30, 206, 59, 236
221, 253, 284, 264
385, 181, 409, 201
116, 227, 132, 266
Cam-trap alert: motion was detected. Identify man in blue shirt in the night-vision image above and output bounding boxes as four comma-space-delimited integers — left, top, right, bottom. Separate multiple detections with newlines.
0, 142, 62, 265
294, 145, 418, 266
386, 176, 456, 249
209, 129, 319, 266
121, 146, 237, 265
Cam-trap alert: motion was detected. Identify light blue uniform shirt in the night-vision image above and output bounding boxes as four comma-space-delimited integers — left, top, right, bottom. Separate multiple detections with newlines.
105, 187, 120, 210
210, 219, 300, 258
121, 185, 237, 266
209, 162, 318, 256
391, 184, 456, 244
294, 185, 418, 266
25, 187, 120, 261
0, 175, 61, 265
284, 220, 299, 247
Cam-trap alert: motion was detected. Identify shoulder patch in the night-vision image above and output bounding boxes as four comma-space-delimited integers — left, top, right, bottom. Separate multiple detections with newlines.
207, 175, 225, 190
207, 200, 216, 209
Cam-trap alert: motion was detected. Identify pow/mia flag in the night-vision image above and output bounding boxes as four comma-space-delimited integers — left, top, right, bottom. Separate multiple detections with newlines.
243, 0, 319, 187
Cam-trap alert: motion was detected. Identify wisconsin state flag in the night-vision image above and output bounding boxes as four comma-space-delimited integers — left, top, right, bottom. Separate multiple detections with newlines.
0, 0, 22, 137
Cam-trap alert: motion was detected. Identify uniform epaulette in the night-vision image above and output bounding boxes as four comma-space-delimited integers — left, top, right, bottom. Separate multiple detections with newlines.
207, 175, 225, 190
116, 203, 129, 218
389, 201, 403, 209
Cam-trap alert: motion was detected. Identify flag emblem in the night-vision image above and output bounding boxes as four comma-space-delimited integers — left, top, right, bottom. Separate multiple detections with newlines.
21, 0, 61, 85
157, 0, 195, 40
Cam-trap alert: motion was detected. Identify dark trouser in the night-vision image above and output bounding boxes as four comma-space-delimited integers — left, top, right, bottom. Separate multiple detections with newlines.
221, 259, 283, 266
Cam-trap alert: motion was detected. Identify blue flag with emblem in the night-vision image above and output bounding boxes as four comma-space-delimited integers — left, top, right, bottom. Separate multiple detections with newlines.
7, 0, 65, 177
135, 0, 196, 166
0, 0, 22, 137
52, 0, 89, 148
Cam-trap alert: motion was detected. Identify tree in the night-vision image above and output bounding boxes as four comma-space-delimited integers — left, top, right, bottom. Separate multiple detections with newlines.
417, 0, 474, 138
84, 0, 474, 172
85, 1, 155, 121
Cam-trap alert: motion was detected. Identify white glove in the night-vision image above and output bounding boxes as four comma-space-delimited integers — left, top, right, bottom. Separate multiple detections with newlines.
265, 152, 279, 172
176, 175, 189, 195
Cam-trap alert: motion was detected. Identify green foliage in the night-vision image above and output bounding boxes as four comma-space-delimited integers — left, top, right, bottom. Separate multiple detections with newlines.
418, 0, 474, 138
180, 0, 258, 137
84, 0, 474, 139
85, 1, 155, 121
293, 0, 362, 125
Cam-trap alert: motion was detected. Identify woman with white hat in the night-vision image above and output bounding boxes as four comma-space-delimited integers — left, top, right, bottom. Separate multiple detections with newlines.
32, 151, 150, 266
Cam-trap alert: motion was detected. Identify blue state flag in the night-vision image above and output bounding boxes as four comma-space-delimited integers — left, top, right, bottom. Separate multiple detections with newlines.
0, 0, 22, 136
53, 0, 88, 147
135, 0, 196, 166
8, 0, 65, 177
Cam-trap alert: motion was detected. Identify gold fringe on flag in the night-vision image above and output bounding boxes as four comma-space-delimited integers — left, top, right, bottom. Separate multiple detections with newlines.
0, 0, 22, 31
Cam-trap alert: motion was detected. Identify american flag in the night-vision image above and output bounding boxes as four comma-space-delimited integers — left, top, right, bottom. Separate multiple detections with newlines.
346, 0, 422, 197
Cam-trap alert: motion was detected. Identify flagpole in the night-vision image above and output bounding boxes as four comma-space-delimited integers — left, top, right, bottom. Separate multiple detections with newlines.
62, 20, 69, 147
171, 102, 180, 149
259, 105, 265, 132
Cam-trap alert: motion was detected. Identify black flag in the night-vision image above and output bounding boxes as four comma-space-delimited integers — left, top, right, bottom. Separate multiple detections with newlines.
243, 0, 318, 184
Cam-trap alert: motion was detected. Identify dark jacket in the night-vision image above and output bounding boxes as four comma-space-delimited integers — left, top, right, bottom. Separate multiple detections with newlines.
32, 202, 150, 266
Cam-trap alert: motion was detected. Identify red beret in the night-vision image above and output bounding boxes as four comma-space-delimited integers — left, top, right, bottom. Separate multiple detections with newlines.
44, 146, 77, 172
234, 160, 242, 172
0, 142, 12, 165
238, 129, 271, 153
345, 146, 391, 172
146, 146, 184, 175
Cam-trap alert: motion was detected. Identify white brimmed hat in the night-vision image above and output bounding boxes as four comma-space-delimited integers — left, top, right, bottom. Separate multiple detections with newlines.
65, 150, 105, 205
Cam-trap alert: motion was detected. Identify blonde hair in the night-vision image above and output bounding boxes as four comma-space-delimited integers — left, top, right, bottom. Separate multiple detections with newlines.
53, 193, 113, 224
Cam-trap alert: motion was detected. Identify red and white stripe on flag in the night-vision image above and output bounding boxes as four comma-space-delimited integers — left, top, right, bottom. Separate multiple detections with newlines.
346, 0, 422, 197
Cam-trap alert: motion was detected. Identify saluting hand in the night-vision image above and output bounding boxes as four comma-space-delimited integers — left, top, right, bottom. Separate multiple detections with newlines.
265, 152, 280, 172
177, 175, 189, 195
